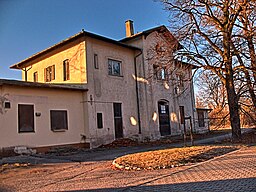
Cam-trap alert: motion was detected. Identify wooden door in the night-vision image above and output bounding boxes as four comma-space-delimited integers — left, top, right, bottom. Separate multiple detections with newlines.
113, 103, 123, 138
158, 101, 171, 136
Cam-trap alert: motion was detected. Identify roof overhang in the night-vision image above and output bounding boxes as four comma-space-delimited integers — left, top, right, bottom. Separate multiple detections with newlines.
10, 30, 141, 70
0, 79, 88, 91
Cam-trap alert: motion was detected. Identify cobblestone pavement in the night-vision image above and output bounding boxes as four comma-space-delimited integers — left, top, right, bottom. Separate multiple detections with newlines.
125, 146, 256, 192
0, 146, 256, 192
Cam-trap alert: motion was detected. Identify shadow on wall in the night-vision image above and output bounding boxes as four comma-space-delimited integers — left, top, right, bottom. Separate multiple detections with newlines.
61, 177, 256, 192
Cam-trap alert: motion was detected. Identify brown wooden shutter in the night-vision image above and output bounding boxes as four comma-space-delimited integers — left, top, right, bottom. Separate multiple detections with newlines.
66, 61, 70, 80
51, 65, 55, 80
44, 68, 47, 82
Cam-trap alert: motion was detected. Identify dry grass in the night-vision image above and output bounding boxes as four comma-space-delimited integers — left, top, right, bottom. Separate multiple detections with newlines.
113, 145, 239, 170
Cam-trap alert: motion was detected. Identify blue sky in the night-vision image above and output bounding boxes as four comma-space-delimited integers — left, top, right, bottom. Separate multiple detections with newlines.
0, 0, 170, 79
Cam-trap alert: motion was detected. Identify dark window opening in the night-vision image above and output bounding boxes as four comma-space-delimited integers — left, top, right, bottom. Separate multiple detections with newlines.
33, 72, 38, 82
113, 103, 123, 138
97, 113, 103, 128
45, 65, 55, 82
4, 101, 11, 109
94, 54, 99, 69
50, 110, 68, 131
108, 59, 121, 76
18, 104, 35, 133
198, 111, 205, 127
179, 106, 185, 124
63, 59, 70, 81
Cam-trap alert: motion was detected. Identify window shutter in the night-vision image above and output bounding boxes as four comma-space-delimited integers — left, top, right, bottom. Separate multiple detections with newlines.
44, 68, 47, 82
66, 61, 70, 80
51, 65, 55, 80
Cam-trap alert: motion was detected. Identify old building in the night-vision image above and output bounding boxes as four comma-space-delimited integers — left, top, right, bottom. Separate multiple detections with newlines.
0, 21, 207, 153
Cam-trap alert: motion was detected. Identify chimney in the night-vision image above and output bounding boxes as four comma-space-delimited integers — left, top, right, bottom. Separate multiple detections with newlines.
125, 20, 134, 37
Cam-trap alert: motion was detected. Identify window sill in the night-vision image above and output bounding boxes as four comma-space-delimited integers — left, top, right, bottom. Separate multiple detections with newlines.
18, 131, 35, 134
51, 129, 67, 132
108, 74, 124, 78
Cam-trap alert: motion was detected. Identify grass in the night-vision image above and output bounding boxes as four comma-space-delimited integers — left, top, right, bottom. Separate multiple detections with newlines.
112, 145, 239, 171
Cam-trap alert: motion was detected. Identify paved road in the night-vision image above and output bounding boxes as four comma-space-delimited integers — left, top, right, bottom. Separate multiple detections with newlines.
1, 129, 256, 192
1, 146, 256, 191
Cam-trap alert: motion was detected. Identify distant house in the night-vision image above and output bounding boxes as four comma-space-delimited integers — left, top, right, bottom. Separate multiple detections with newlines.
195, 108, 212, 133
0, 21, 208, 154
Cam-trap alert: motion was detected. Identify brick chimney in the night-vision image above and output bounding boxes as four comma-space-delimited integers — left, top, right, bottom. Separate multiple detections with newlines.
125, 20, 134, 37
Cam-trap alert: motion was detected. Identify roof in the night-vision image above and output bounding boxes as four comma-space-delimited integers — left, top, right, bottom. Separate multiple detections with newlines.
120, 25, 166, 42
174, 59, 199, 69
0, 79, 88, 91
120, 25, 184, 51
196, 108, 213, 111
10, 30, 141, 70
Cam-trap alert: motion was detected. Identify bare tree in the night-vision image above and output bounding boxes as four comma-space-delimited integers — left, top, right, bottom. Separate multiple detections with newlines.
160, 0, 255, 141
196, 70, 230, 128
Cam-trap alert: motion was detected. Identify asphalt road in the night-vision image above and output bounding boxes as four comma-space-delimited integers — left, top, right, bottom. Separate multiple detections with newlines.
1, 129, 256, 192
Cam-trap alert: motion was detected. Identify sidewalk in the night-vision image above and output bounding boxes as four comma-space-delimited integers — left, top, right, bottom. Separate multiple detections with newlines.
124, 146, 256, 192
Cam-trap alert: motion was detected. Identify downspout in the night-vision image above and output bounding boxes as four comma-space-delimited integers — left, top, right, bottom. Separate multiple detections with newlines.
134, 50, 143, 134
21, 66, 32, 82
190, 71, 196, 133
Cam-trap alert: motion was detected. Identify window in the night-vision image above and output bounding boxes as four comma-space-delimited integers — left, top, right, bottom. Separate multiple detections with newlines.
4, 101, 11, 109
177, 74, 184, 88
94, 54, 99, 69
44, 65, 55, 82
97, 113, 103, 129
108, 59, 121, 76
63, 59, 70, 81
33, 72, 38, 82
153, 65, 167, 80
18, 104, 34, 133
160, 105, 166, 114
198, 111, 205, 127
50, 110, 68, 131
179, 106, 185, 125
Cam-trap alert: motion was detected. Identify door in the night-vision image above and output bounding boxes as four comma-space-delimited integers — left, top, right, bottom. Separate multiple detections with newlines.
158, 101, 171, 136
113, 103, 123, 139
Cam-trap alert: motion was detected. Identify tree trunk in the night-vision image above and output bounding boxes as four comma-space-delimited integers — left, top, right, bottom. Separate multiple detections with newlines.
225, 77, 242, 141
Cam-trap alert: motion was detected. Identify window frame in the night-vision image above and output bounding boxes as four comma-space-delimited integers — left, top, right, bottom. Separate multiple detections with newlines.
94, 54, 99, 69
50, 110, 68, 132
18, 104, 35, 133
45, 65, 55, 82
33, 71, 38, 82
198, 111, 205, 127
63, 59, 70, 81
97, 112, 103, 129
108, 59, 122, 76
153, 65, 167, 80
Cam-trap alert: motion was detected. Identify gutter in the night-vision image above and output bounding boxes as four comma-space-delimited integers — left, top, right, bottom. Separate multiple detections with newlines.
134, 50, 143, 134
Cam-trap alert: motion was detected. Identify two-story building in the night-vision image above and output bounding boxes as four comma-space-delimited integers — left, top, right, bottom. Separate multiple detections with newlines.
0, 21, 208, 154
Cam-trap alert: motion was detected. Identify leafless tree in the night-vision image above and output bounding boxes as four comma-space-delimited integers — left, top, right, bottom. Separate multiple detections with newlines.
159, 0, 255, 141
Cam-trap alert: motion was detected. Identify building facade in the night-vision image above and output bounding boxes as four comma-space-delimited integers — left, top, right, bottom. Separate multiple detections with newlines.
0, 21, 208, 153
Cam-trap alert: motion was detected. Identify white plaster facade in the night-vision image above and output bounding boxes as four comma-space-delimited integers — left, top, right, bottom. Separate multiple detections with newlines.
0, 23, 208, 152
0, 80, 88, 153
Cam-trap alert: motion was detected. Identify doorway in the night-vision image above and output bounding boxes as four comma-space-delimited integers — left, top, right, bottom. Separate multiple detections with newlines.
158, 100, 171, 136
113, 103, 123, 139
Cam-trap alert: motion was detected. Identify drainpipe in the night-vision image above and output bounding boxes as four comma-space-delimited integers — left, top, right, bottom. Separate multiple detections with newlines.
190, 71, 196, 133
134, 50, 143, 134
21, 66, 32, 82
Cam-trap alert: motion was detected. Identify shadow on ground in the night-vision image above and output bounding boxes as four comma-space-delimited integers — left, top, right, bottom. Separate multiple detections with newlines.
63, 177, 256, 192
